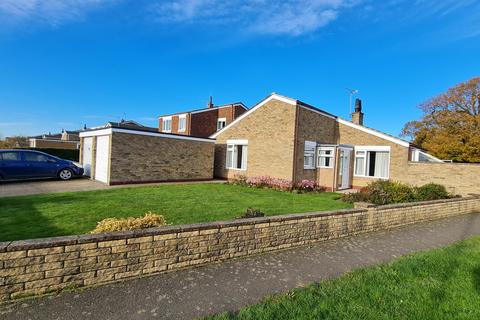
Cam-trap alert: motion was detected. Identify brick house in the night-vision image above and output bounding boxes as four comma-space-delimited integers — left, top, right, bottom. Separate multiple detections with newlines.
211, 93, 478, 193
158, 98, 248, 138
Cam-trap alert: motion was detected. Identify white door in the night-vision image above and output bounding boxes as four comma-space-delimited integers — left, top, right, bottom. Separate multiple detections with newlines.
338, 148, 352, 190
82, 137, 93, 177
95, 135, 110, 184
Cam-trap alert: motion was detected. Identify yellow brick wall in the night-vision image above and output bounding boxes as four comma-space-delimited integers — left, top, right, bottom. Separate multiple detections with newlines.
109, 132, 214, 184
214, 99, 297, 180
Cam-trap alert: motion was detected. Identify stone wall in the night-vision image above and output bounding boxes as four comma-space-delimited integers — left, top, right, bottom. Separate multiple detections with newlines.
109, 132, 215, 185
398, 162, 480, 196
1, 196, 479, 302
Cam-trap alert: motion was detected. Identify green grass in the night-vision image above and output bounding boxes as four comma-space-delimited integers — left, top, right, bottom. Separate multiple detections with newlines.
208, 236, 480, 320
0, 183, 350, 241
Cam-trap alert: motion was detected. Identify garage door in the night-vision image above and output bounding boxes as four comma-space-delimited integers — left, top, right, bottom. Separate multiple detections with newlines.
82, 137, 93, 177
95, 135, 110, 183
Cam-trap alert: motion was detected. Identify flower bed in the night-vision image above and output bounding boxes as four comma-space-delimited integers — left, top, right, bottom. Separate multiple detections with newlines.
231, 174, 325, 193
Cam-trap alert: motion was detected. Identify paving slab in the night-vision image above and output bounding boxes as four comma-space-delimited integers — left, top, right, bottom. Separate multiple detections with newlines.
1, 212, 480, 320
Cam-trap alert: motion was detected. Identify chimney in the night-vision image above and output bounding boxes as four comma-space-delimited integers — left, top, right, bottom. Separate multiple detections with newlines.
208, 96, 214, 108
351, 98, 364, 126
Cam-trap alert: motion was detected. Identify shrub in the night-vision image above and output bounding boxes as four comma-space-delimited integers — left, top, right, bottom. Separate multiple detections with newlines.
231, 173, 248, 186
91, 212, 166, 234
341, 180, 452, 205
415, 183, 451, 201
231, 175, 323, 193
237, 207, 265, 219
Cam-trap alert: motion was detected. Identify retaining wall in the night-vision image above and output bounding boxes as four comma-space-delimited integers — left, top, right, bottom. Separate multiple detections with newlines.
1, 196, 479, 302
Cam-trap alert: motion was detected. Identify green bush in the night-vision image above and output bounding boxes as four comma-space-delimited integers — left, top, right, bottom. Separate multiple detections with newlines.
236, 207, 265, 219
415, 183, 451, 201
15, 147, 79, 161
341, 180, 452, 205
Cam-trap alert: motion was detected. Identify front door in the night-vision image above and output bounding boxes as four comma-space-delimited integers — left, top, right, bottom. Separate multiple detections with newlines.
338, 148, 352, 190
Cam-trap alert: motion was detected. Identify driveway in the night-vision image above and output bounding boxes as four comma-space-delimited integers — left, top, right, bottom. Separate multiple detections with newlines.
1, 212, 479, 320
0, 178, 224, 198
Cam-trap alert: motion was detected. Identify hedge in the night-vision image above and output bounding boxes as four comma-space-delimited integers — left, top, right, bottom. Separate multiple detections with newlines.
15, 148, 80, 161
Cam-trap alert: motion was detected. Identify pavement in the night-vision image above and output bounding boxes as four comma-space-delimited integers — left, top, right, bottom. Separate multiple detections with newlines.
1, 212, 480, 320
0, 178, 225, 198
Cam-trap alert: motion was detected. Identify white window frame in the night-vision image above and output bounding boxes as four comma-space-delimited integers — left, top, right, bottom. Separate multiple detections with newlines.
162, 116, 172, 133
354, 146, 391, 179
226, 139, 248, 171
178, 114, 187, 132
317, 147, 335, 168
304, 141, 316, 170
217, 118, 227, 131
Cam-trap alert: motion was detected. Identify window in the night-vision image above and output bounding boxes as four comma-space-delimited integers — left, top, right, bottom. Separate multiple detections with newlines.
354, 147, 390, 179
178, 115, 186, 132
162, 117, 172, 132
304, 141, 316, 169
0, 152, 20, 161
24, 152, 51, 162
226, 141, 248, 170
317, 147, 334, 168
217, 118, 226, 131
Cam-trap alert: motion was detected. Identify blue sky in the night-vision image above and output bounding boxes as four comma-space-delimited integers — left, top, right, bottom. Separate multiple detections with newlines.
0, 0, 479, 139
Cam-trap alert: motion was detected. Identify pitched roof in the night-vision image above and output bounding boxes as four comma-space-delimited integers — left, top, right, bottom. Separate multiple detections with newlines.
158, 102, 248, 118
210, 93, 411, 148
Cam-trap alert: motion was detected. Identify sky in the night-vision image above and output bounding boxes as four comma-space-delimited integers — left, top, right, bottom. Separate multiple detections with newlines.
0, 0, 479, 139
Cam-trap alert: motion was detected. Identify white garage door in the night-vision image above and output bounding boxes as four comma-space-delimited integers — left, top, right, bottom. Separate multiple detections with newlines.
82, 137, 93, 177
95, 135, 110, 183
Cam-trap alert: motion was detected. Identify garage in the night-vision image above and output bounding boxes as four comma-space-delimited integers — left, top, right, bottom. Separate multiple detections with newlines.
79, 126, 215, 185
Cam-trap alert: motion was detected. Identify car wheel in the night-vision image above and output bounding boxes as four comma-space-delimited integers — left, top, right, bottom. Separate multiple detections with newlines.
58, 169, 73, 180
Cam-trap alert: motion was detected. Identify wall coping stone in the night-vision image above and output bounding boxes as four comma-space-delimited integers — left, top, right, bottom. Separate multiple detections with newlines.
4, 197, 478, 252
0, 242, 11, 253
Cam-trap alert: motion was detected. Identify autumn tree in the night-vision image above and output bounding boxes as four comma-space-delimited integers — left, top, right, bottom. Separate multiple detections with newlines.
402, 77, 480, 162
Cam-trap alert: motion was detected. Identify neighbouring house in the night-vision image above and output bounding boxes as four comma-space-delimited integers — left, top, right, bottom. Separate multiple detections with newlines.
28, 129, 80, 150
79, 123, 214, 185
212, 93, 480, 195
158, 97, 248, 138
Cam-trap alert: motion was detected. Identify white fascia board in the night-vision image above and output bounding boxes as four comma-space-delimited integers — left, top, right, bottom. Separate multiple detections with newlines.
337, 118, 410, 148
190, 103, 247, 115
80, 127, 214, 143
79, 128, 112, 138
226, 139, 248, 145
210, 93, 297, 139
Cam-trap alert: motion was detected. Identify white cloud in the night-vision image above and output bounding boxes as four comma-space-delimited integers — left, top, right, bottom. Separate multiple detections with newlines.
152, 0, 361, 36
0, 0, 118, 26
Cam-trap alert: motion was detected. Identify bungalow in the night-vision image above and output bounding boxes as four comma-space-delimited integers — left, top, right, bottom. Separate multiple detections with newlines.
211, 93, 468, 192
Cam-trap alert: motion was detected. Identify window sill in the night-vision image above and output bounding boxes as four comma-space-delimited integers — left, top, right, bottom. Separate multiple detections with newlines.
353, 174, 389, 180
226, 167, 247, 171
317, 166, 334, 169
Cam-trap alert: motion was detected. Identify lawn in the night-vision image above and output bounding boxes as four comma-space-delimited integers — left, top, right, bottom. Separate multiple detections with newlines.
0, 183, 351, 241
208, 236, 480, 320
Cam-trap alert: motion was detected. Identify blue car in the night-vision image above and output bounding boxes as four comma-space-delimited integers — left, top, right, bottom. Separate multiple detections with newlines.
0, 150, 84, 181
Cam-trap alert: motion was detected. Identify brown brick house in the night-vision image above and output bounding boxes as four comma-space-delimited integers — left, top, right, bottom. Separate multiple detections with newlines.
158, 98, 248, 138
211, 93, 480, 194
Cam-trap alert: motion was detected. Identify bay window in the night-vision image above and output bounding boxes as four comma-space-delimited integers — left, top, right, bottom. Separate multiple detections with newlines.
354, 147, 390, 179
317, 147, 334, 168
226, 140, 248, 170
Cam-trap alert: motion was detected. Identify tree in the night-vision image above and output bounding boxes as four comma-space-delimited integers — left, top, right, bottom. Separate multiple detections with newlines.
402, 77, 480, 163
0, 136, 29, 149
